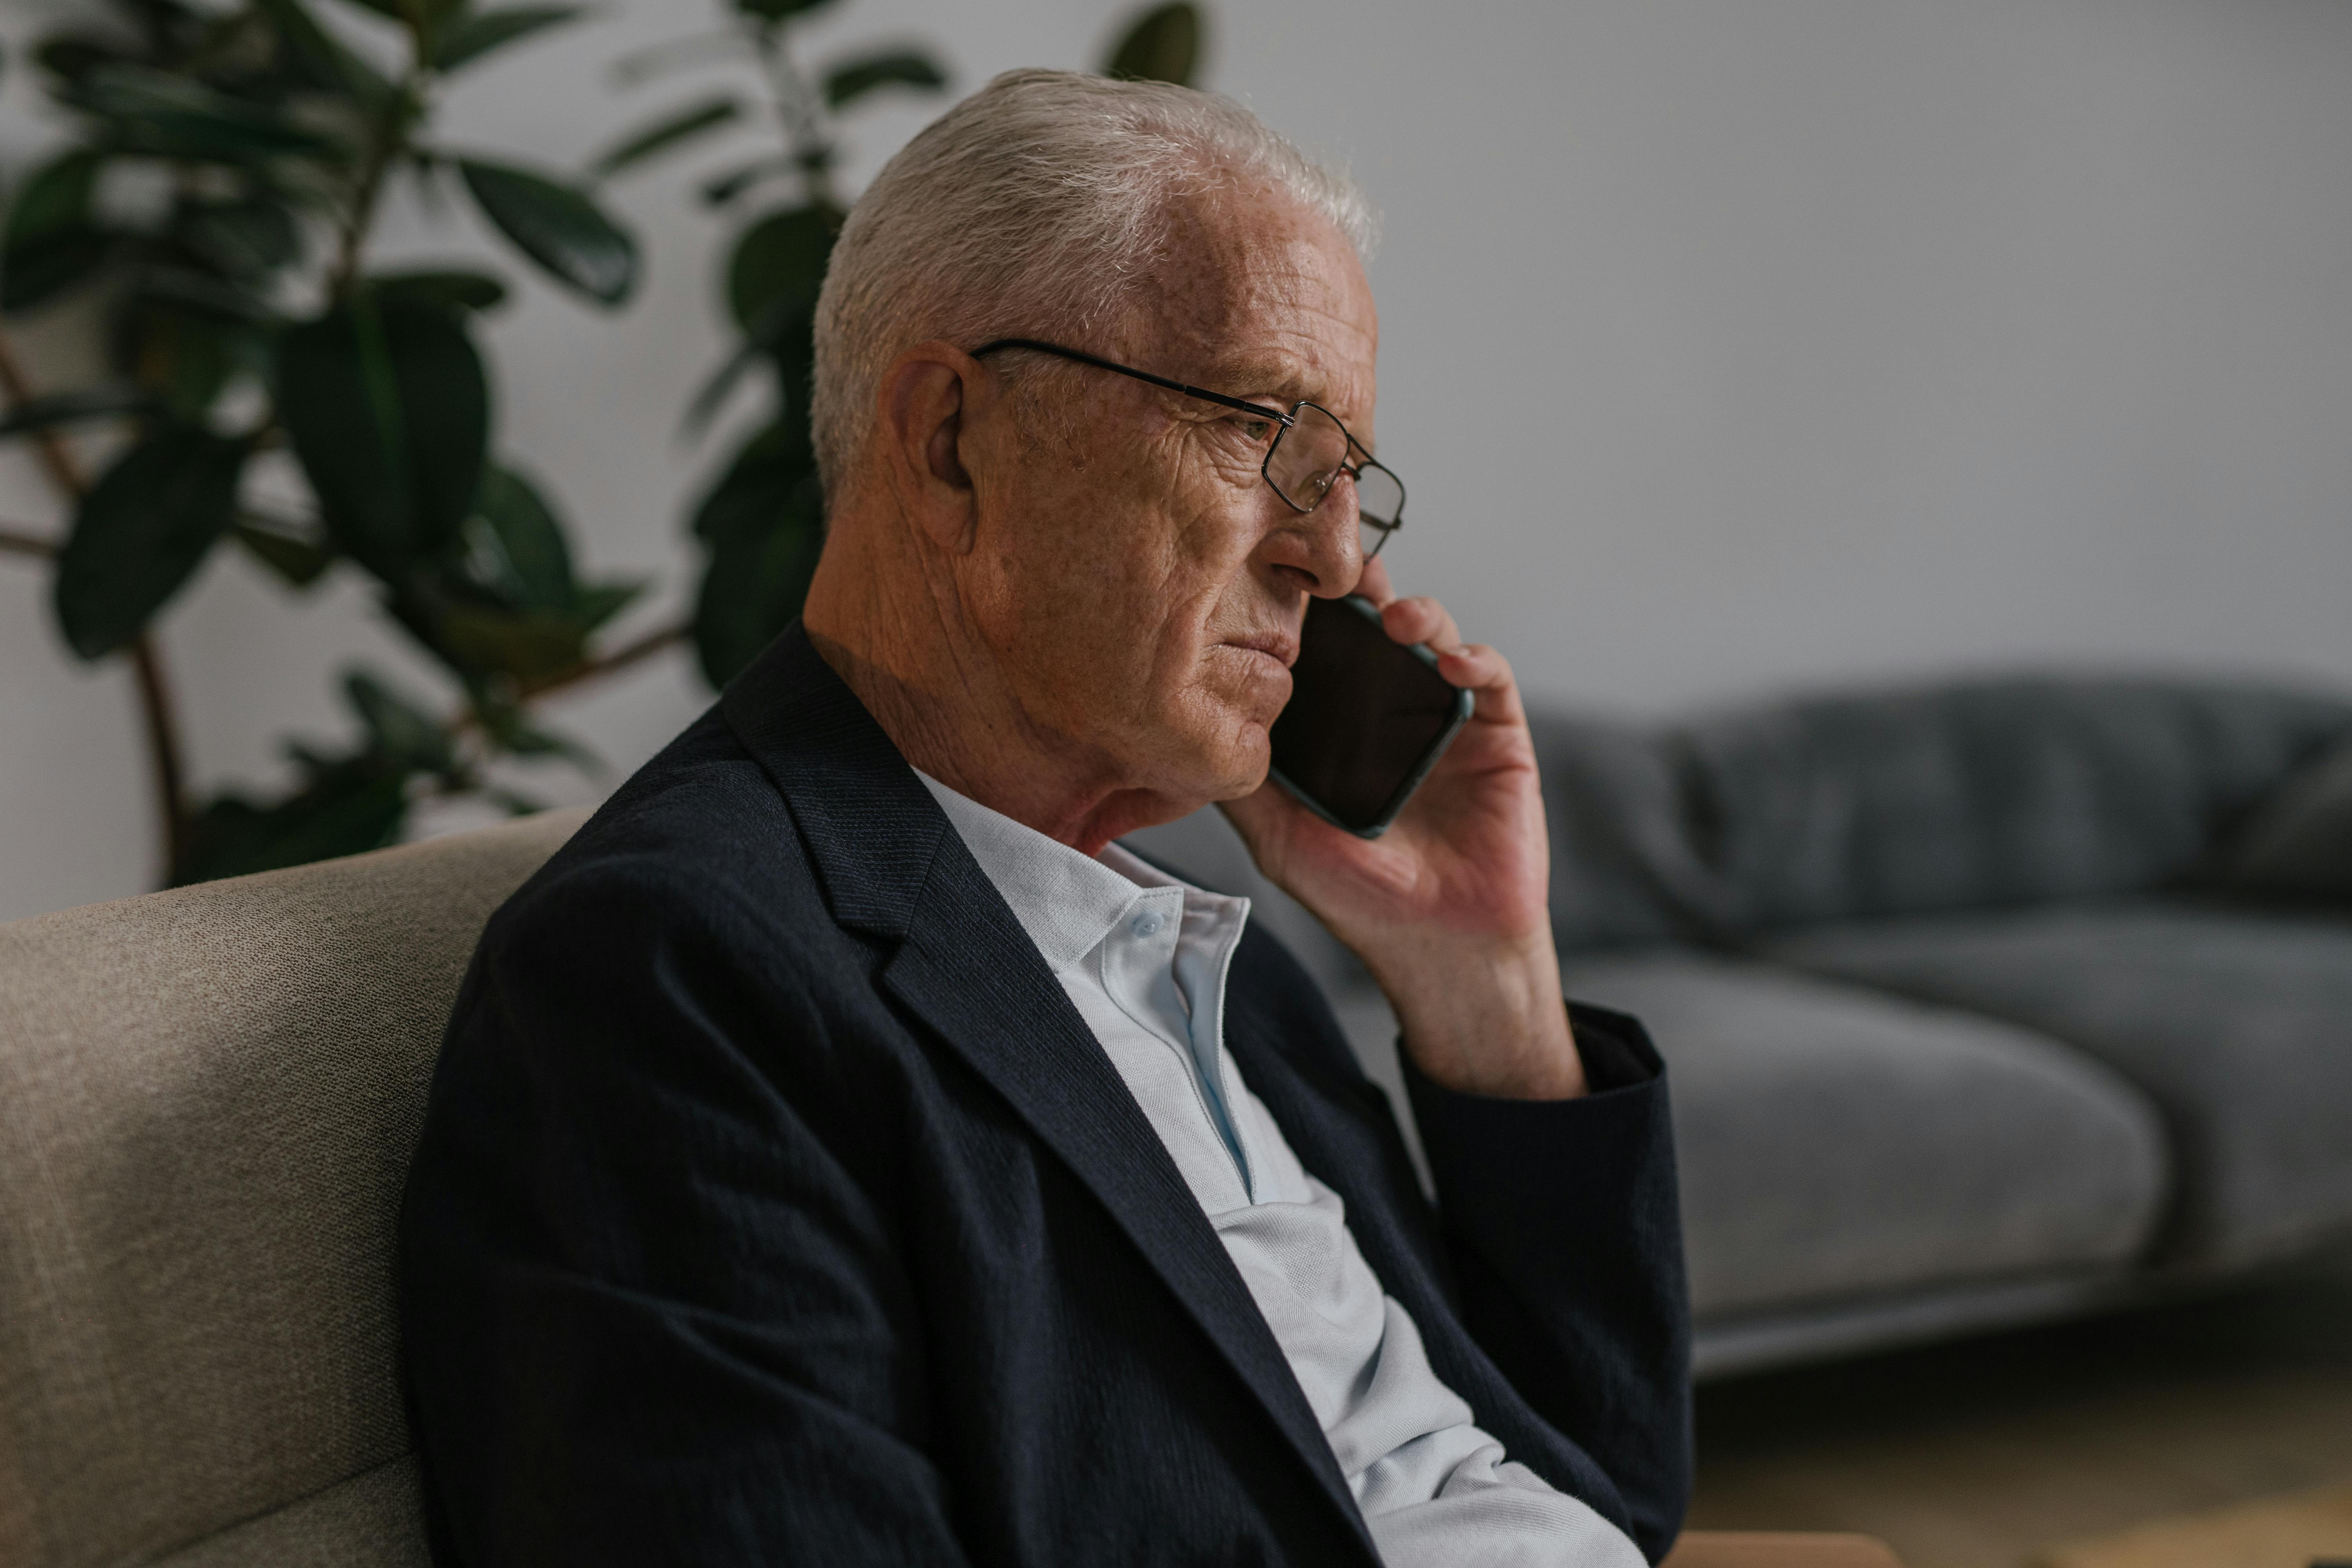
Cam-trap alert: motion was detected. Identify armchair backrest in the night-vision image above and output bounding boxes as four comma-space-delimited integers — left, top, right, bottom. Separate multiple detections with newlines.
0, 809, 584, 1567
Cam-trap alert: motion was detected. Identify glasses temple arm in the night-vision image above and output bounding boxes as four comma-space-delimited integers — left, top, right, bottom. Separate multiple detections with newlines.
970, 338, 1294, 425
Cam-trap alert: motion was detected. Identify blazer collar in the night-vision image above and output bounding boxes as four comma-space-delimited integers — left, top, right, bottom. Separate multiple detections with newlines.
720, 625, 1378, 1561
719, 623, 949, 939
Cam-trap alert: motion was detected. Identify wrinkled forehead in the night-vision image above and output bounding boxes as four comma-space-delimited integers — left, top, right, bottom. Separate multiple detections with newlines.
1118, 184, 1379, 432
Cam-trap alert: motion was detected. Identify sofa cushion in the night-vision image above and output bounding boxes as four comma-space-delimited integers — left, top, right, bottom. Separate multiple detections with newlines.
1534, 715, 1728, 949
1765, 900, 2352, 1269
1677, 679, 2352, 930
2215, 734, 2352, 902
0, 810, 583, 1568
1557, 951, 2167, 1321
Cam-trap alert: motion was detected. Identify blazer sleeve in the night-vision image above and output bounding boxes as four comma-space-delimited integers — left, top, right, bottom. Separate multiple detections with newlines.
397, 861, 974, 1568
1402, 1003, 1693, 1563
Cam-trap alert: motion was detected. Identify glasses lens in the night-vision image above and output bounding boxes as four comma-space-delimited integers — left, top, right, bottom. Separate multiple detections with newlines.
1266, 403, 1403, 558
1352, 459, 1403, 529
1265, 403, 1350, 512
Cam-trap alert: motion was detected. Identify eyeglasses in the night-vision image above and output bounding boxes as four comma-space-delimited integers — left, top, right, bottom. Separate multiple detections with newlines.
971, 338, 1404, 560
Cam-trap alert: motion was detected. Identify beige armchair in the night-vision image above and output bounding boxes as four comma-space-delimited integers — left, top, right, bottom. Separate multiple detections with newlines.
0, 813, 1896, 1566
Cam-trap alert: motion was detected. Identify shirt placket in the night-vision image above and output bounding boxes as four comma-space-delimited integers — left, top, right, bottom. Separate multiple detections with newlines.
1100, 886, 1254, 1198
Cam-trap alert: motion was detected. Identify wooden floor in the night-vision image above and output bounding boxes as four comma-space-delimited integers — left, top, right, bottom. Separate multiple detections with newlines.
1686, 1254, 2352, 1568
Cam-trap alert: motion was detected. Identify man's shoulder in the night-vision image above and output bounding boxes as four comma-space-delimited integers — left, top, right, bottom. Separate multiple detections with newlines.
490, 704, 836, 963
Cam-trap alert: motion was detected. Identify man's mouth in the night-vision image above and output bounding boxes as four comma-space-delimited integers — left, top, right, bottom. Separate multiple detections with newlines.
1221, 631, 1300, 669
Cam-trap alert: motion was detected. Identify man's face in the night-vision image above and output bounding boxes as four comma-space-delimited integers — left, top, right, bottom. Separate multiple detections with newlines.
958, 188, 1379, 818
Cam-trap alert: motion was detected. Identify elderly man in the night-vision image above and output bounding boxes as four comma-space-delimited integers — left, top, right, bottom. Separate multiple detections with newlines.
399, 70, 1690, 1567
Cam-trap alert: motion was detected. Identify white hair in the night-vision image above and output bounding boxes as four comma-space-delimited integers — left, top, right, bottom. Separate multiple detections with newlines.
810, 68, 1377, 503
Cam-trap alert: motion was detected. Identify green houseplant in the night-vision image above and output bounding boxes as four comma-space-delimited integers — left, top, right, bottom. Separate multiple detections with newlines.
0, 0, 654, 884
0, 0, 1204, 889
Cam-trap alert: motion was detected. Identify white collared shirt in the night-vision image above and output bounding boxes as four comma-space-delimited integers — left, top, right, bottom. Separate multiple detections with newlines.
918, 773, 1644, 1568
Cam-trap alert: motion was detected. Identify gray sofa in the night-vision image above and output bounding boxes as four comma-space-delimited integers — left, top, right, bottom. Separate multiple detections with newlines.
1138, 673, 2352, 1377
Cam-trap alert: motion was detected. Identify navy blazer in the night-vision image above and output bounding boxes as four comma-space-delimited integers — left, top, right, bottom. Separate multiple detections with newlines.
397, 625, 1693, 1566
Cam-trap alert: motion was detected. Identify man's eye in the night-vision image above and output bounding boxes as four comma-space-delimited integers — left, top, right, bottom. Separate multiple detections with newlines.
1230, 416, 1275, 444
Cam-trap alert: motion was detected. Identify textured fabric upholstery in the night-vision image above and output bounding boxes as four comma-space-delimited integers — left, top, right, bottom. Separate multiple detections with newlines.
1529, 678, 2352, 949
0, 809, 584, 1568
2215, 734, 2352, 901
1556, 952, 2167, 1319
1768, 899, 2352, 1269
1680, 678, 2352, 929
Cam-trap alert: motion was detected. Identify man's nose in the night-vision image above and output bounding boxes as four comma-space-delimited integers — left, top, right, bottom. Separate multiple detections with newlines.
1264, 482, 1364, 597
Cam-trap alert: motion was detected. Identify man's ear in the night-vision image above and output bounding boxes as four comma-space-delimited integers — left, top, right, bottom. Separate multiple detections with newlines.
875, 341, 995, 552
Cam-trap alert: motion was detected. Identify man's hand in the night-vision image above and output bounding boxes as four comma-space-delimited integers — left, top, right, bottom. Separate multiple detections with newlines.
1221, 559, 1586, 1100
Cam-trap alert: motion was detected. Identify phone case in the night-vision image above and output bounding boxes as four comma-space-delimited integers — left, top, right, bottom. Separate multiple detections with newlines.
1267, 597, 1475, 840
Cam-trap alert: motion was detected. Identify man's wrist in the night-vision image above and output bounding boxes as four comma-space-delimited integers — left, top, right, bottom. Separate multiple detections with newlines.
1357, 925, 1587, 1101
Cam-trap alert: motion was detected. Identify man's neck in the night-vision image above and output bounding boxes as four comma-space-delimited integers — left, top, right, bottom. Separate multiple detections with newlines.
802, 534, 1176, 856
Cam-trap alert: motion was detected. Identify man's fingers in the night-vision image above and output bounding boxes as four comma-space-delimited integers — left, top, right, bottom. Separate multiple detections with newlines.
1353, 556, 1396, 608
1382, 594, 1463, 655
1352, 577, 1518, 722
1434, 642, 1528, 726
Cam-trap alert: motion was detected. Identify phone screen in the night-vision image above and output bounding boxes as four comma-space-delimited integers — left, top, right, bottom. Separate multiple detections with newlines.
1267, 595, 1473, 838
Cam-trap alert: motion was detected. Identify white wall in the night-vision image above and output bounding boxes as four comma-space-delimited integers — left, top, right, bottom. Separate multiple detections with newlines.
5, 0, 2350, 920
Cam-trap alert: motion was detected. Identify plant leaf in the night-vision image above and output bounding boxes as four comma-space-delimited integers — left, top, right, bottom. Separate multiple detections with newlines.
437, 603, 588, 681
591, 94, 743, 179
468, 464, 573, 608
1103, 2, 1202, 86
253, 0, 396, 105
689, 419, 823, 685
484, 786, 549, 815
372, 269, 510, 313
174, 769, 411, 886
333, 0, 470, 40
276, 297, 490, 575
68, 67, 347, 164
434, 5, 588, 74
54, 427, 248, 659
688, 415, 813, 543
6, 151, 103, 245
34, 36, 134, 87
570, 578, 642, 632
734, 0, 838, 20
694, 484, 822, 687
0, 387, 155, 440
608, 31, 741, 87
2, 151, 113, 312
2, 228, 116, 313
113, 296, 265, 421
234, 517, 337, 587
178, 199, 303, 280
822, 49, 946, 110
344, 666, 455, 771
725, 202, 836, 335
458, 158, 638, 305
697, 156, 791, 208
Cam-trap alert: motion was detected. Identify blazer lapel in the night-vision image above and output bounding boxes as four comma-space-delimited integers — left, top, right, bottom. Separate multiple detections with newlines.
721, 626, 1375, 1555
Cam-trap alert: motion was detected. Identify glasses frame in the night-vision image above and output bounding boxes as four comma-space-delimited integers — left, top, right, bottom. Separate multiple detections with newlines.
970, 337, 1403, 554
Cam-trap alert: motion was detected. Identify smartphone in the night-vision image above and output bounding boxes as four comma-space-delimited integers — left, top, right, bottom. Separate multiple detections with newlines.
1267, 595, 1474, 839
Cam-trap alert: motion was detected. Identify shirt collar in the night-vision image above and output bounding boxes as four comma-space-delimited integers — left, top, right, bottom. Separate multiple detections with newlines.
916, 771, 1152, 971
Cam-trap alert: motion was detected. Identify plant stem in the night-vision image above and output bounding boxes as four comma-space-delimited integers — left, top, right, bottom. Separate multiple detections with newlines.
444, 623, 688, 753
0, 318, 193, 881
131, 639, 191, 873
328, 73, 423, 300
0, 322, 89, 500
517, 622, 690, 701
754, 21, 837, 209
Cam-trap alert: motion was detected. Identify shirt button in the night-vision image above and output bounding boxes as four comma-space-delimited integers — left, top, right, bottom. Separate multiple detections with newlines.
1131, 912, 1163, 938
